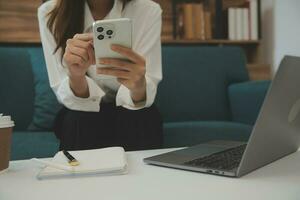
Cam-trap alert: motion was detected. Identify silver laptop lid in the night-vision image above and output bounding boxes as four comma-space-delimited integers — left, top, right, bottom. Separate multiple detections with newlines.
237, 56, 300, 177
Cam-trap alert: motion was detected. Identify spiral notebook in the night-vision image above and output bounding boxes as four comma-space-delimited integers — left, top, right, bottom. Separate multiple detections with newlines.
37, 147, 128, 180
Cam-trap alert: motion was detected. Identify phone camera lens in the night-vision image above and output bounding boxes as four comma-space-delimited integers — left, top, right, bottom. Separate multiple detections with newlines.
107, 30, 113, 35
97, 35, 104, 40
97, 27, 104, 32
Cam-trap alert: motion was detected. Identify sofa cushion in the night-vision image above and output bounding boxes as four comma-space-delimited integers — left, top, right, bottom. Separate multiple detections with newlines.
27, 47, 62, 131
229, 80, 270, 125
163, 121, 252, 148
0, 47, 35, 131
11, 131, 59, 160
156, 46, 249, 123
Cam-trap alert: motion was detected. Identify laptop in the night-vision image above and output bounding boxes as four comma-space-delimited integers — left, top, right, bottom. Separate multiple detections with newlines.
144, 56, 300, 177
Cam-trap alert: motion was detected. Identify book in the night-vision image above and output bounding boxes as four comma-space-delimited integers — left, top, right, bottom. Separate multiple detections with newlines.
214, 0, 224, 39
182, 4, 195, 39
249, 0, 258, 40
228, 8, 237, 40
204, 11, 212, 40
242, 8, 250, 40
153, 0, 173, 40
257, 0, 261, 39
176, 4, 184, 39
235, 8, 243, 40
36, 147, 128, 180
193, 3, 205, 40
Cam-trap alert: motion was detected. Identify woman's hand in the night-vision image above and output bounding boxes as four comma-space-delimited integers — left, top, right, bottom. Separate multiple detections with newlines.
97, 45, 146, 103
63, 33, 95, 78
63, 33, 95, 98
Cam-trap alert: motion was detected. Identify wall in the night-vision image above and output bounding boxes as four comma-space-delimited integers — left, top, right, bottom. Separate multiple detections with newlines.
261, 0, 300, 74
273, 0, 300, 71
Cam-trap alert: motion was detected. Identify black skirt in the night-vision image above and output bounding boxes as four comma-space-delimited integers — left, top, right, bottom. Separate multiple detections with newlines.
54, 101, 163, 151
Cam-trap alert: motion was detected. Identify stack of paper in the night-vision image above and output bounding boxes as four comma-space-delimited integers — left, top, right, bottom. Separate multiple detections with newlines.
37, 147, 128, 180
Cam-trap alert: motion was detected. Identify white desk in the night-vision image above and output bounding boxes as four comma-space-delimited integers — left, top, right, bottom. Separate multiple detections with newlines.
1, 148, 300, 200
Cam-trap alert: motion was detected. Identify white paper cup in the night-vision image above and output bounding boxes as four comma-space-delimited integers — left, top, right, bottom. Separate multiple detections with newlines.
0, 116, 14, 173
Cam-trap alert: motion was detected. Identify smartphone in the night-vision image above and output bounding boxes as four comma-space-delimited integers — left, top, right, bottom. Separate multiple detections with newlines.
93, 18, 132, 68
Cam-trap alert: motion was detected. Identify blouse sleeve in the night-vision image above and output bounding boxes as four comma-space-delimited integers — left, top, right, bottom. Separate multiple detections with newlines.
38, 3, 106, 112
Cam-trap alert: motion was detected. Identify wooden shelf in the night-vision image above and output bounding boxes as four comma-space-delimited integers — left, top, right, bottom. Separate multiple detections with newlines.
247, 63, 272, 80
0, 0, 41, 44
162, 39, 261, 45
0, 39, 41, 44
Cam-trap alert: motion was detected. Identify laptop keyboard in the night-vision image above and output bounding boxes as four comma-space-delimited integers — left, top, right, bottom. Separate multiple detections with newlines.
184, 144, 247, 171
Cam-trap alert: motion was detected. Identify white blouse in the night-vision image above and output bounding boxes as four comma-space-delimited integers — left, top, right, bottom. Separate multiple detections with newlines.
38, 0, 162, 112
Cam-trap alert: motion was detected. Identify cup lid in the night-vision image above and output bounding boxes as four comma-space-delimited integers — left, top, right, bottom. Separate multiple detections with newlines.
0, 115, 14, 128
0, 116, 11, 122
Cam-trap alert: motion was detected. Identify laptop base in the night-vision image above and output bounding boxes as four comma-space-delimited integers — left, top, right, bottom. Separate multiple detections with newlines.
144, 140, 245, 177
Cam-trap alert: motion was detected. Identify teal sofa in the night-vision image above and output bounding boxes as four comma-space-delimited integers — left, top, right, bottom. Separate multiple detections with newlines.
157, 46, 270, 147
0, 45, 270, 160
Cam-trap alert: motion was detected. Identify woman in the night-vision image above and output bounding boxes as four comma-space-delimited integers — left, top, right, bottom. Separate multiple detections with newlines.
38, 0, 163, 151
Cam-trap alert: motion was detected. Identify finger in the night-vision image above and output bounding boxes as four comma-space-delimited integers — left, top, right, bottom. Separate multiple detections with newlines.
117, 78, 129, 85
99, 58, 134, 71
66, 53, 85, 66
67, 46, 88, 62
97, 68, 130, 79
111, 44, 144, 64
89, 40, 94, 49
87, 45, 96, 65
67, 39, 92, 50
73, 33, 93, 41
117, 78, 127, 82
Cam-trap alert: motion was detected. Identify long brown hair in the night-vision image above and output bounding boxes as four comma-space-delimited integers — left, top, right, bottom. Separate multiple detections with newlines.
47, 0, 131, 56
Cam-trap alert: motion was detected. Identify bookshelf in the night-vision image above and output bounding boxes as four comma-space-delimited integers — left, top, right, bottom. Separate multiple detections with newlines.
154, 0, 270, 80
162, 39, 260, 45
156, 0, 261, 41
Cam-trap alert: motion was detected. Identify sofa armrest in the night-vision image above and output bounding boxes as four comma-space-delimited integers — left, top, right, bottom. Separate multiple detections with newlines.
228, 80, 271, 125
11, 131, 59, 160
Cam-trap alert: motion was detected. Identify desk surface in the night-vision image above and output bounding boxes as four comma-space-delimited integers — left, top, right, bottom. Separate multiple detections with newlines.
1, 148, 300, 200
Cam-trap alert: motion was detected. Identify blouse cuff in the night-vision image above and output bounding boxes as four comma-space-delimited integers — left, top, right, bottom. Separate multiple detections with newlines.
116, 76, 157, 110
56, 76, 105, 112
